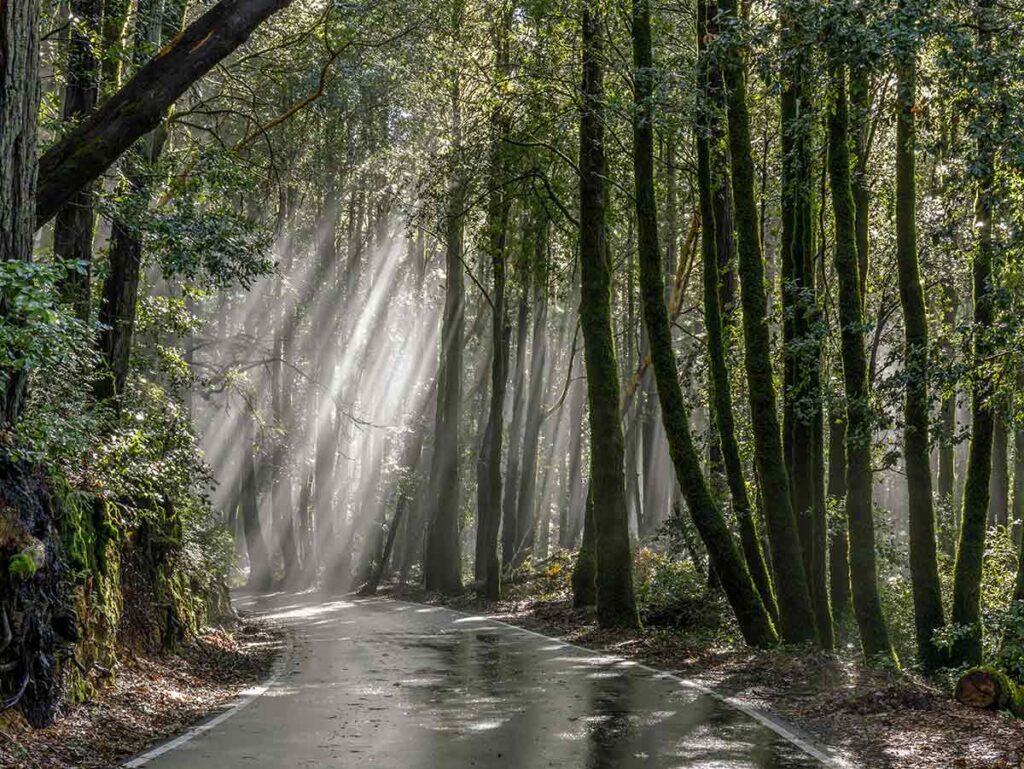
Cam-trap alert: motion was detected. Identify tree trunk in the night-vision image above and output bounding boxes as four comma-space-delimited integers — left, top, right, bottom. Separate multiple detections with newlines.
717, 0, 817, 645
515, 224, 549, 565
693, 0, 778, 635
475, 16, 512, 598
827, 53, 896, 664
633, 0, 777, 645
571, 488, 597, 607
424, 92, 466, 596
241, 416, 272, 591
502, 283, 529, 566
990, 401, 1009, 527
894, 35, 946, 670
578, 6, 638, 629
950, 0, 998, 668
94, 0, 184, 405
0, 0, 41, 427
53, 0, 103, 320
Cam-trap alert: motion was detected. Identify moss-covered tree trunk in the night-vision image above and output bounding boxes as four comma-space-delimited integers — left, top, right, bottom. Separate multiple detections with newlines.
572, 489, 597, 607
695, 0, 778, 628
779, 0, 832, 647
578, 6, 638, 629
635, 0, 776, 645
502, 279, 530, 566
894, 35, 946, 670
951, 0, 999, 668
716, 0, 817, 645
827, 53, 896, 664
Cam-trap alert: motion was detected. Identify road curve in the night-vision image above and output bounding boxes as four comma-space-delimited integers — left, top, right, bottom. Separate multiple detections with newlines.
127, 591, 835, 768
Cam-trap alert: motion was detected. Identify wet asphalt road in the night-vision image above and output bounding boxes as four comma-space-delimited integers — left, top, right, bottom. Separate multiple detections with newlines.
133, 592, 832, 768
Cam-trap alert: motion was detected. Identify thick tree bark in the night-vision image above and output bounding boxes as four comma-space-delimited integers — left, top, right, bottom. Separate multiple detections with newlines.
0, 0, 41, 427
716, 0, 817, 645
36, 0, 297, 227
53, 0, 103, 320
638, 0, 775, 646
578, 7, 638, 629
894, 39, 946, 669
828, 54, 896, 664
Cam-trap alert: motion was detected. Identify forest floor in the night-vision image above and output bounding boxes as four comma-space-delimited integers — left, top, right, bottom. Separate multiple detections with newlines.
0, 616, 283, 769
381, 582, 1024, 769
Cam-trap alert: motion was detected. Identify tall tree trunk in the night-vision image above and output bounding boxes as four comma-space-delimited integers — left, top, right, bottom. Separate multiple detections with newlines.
475, 11, 512, 599
894, 33, 946, 670
578, 6, 638, 629
779, 0, 832, 647
54, 0, 103, 320
0, 0, 41, 427
717, 0, 818, 645
636, 0, 775, 646
695, 0, 778, 626
516, 227, 548, 565
950, 0, 998, 668
424, 104, 466, 596
502, 283, 530, 565
827, 52, 896, 664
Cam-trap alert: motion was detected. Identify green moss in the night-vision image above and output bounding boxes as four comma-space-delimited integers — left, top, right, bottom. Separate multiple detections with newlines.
9, 551, 39, 580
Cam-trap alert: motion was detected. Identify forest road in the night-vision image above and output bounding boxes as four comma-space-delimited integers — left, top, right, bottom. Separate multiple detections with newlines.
130, 592, 837, 768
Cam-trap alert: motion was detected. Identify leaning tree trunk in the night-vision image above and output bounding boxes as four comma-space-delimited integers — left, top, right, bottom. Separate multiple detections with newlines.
577, 6, 638, 629
717, 0, 817, 645
827, 52, 896, 665
636, 0, 776, 647
894, 32, 946, 670
36, 0, 298, 227
951, 0, 998, 668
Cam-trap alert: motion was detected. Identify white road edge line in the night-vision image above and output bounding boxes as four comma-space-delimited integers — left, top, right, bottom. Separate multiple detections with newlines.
381, 597, 856, 769
120, 629, 293, 768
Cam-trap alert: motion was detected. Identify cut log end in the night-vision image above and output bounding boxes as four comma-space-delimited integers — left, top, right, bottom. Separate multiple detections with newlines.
956, 669, 1002, 709
955, 667, 1024, 716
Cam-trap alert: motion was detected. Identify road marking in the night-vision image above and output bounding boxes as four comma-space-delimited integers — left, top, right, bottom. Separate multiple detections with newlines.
381, 598, 856, 769
121, 630, 294, 768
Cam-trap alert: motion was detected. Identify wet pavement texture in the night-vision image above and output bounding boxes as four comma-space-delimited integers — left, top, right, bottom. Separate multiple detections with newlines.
137, 593, 828, 768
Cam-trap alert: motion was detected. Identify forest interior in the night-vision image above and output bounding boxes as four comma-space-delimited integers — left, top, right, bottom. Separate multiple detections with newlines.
2, 0, 1024, 766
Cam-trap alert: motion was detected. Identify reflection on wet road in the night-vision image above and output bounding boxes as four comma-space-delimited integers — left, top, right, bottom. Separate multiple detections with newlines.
136, 593, 832, 768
